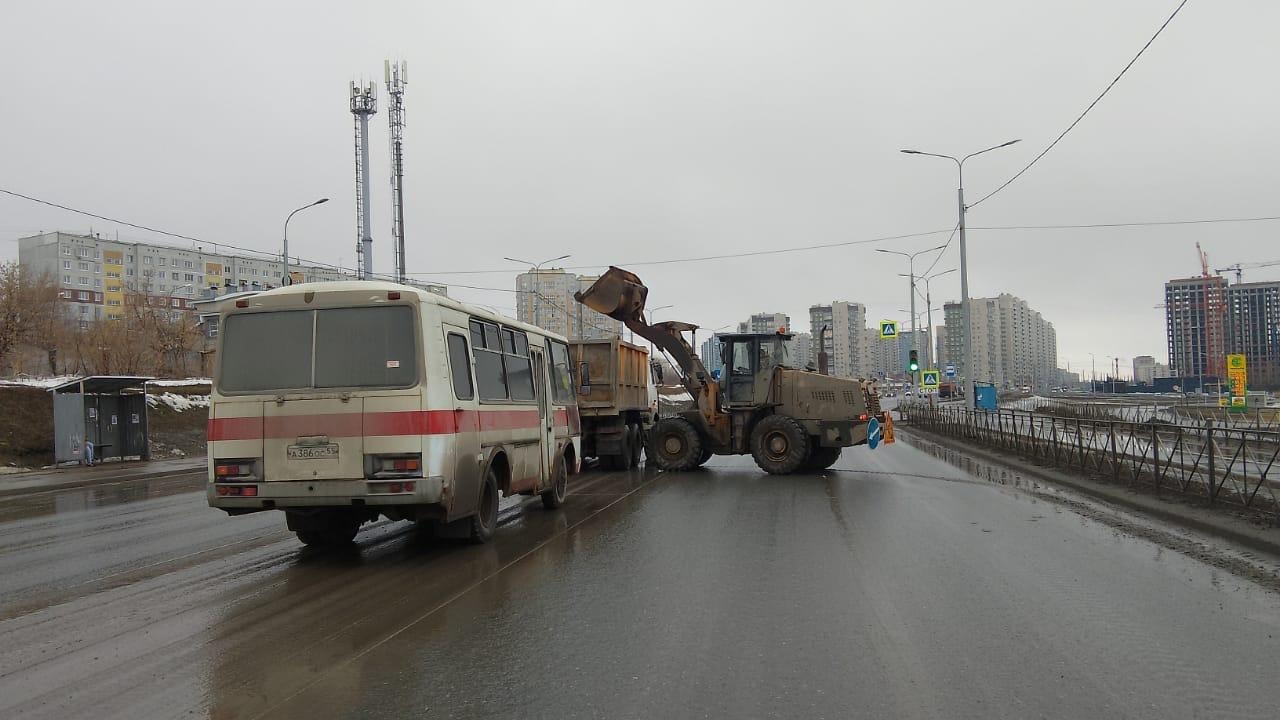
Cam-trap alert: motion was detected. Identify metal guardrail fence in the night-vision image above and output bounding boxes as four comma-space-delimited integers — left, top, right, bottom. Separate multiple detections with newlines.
899, 404, 1280, 520
1001, 396, 1280, 431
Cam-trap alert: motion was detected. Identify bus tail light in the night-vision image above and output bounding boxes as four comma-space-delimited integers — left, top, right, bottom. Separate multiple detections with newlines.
216, 485, 260, 497
215, 460, 257, 480
368, 480, 416, 494
367, 454, 423, 479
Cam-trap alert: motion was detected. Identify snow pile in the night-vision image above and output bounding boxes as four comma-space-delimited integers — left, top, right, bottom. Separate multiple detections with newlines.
0, 375, 81, 389
146, 392, 210, 412
149, 378, 212, 387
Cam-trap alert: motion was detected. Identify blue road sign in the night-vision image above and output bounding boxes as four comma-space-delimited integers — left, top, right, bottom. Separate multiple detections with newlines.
945, 363, 956, 378
867, 417, 881, 450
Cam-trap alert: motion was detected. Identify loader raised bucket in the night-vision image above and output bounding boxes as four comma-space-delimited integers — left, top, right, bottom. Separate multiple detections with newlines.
573, 266, 649, 322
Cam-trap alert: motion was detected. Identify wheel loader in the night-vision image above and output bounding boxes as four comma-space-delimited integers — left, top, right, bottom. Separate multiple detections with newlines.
574, 267, 891, 475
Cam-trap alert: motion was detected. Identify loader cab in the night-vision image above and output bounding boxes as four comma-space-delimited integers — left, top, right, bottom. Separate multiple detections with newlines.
720, 332, 790, 406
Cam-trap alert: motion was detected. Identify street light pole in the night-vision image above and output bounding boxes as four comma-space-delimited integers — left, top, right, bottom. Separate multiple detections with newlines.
645, 304, 673, 359
504, 254, 571, 332
911, 268, 956, 370
282, 198, 330, 284
878, 244, 945, 387
901, 139, 1021, 409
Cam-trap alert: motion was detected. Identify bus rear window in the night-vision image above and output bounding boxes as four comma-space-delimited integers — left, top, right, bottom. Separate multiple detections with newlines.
219, 306, 416, 393
315, 307, 416, 388
220, 311, 313, 392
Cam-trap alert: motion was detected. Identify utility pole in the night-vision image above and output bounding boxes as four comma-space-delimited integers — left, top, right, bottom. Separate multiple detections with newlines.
282, 198, 329, 283
385, 60, 408, 284
350, 80, 378, 279
901, 139, 1021, 410
919, 268, 956, 370
879, 244, 944, 388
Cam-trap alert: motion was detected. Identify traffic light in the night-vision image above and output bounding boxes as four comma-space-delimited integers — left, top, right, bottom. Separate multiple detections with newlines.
908, 350, 920, 373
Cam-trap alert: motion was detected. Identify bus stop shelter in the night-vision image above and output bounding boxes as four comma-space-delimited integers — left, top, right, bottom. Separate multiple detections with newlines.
50, 376, 153, 464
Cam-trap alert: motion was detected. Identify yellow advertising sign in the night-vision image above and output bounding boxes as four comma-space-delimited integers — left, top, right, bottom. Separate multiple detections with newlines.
1226, 354, 1247, 411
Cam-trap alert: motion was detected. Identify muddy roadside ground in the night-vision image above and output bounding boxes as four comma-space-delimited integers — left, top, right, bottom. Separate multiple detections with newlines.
0, 383, 209, 468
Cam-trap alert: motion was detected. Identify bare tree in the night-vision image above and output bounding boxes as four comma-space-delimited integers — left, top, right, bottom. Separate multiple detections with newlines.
123, 287, 201, 376
0, 263, 61, 375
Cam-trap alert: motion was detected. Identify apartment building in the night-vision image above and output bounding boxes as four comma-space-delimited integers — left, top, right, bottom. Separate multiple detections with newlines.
17, 231, 419, 329
942, 295, 1058, 391
515, 269, 622, 341
808, 301, 868, 379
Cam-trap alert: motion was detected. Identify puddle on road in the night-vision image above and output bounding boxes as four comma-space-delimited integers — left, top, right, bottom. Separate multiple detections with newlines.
0, 474, 206, 523
900, 433, 1280, 594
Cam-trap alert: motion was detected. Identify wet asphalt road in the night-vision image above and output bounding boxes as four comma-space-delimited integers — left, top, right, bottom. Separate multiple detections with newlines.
2, 437, 1279, 719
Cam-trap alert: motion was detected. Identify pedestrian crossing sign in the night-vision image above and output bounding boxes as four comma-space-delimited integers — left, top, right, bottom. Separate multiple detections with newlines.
921, 370, 940, 389
879, 320, 898, 339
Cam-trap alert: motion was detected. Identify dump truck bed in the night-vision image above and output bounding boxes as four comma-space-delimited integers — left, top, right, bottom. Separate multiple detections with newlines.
570, 338, 651, 416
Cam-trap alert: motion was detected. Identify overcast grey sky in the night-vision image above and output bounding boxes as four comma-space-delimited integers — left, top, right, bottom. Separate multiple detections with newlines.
3, 0, 1276, 374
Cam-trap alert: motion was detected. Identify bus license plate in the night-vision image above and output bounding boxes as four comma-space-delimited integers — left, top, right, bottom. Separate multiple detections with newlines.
287, 444, 339, 460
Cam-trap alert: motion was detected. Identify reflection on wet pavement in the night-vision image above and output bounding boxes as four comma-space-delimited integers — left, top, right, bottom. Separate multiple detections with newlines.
2, 447, 1279, 719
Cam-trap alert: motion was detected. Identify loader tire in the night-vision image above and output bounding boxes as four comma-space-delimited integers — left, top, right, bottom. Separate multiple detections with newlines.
649, 417, 704, 471
750, 415, 810, 475
800, 445, 842, 473
697, 446, 714, 466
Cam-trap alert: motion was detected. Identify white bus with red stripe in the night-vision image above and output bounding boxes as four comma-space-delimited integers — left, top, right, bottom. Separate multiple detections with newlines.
207, 281, 581, 546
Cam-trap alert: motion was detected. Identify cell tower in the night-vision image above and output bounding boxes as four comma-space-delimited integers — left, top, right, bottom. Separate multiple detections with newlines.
350, 80, 378, 279
385, 60, 408, 284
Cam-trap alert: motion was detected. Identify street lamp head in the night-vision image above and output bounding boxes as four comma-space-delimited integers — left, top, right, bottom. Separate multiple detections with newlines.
997, 139, 1022, 149
314, 198, 330, 205
900, 149, 922, 154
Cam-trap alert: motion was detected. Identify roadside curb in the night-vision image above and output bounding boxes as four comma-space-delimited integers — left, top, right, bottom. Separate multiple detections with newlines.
0, 461, 206, 498
898, 427, 1280, 558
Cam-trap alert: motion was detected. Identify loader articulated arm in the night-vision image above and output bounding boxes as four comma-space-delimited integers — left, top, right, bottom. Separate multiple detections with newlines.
574, 267, 712, 398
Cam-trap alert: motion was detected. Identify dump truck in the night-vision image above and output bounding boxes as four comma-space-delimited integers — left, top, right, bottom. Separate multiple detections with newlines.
575, 267, 892, 475
570, 337, 658, 470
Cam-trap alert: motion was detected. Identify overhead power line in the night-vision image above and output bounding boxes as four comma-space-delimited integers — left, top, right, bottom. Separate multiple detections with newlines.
970, 215, 1280, 230
1, 186, 205, 243
920, 222, 960, 278
405, 228, 957, 277
970, 0, 1192, 208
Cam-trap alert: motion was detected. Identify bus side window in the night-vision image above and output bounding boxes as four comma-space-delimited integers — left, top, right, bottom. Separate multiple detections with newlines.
549, 341, 574, 405
446, 333, 474, 401
472, 319, 509, 401
504, 328, 535, 401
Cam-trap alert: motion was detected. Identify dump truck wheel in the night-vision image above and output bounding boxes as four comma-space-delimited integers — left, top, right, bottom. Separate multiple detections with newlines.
801, 446, 842, 473
612, 428, 635, 471
649, 417, 704, 471
750, 415, 810, 475
628, 424, 644, 467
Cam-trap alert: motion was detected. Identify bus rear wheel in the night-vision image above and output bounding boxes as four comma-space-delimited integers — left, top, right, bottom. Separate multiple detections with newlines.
290, 510, 361, 548
469, 467, 499, 543
541, 456, 568, 509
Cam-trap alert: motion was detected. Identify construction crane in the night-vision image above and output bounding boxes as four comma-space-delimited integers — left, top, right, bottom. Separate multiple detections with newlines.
1215, 259, 1280, 283
1196, 243, 1227, 381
